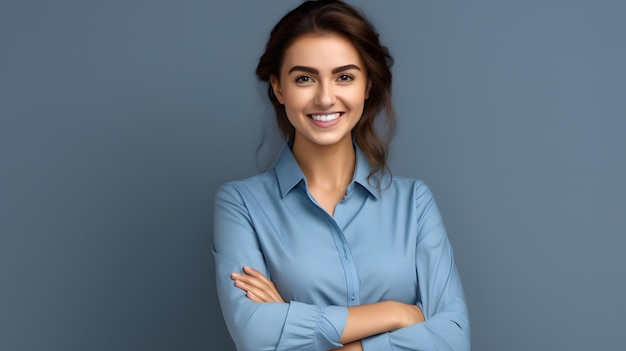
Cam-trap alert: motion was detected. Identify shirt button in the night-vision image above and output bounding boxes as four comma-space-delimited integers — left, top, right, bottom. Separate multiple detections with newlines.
351, 295, 356, 301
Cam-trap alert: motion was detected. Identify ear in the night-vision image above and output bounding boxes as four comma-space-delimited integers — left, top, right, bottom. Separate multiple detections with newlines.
365, 78, 372, 99
270, 75, 285, 104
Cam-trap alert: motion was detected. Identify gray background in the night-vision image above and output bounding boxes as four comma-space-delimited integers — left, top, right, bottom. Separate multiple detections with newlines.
1, 0, 625, 350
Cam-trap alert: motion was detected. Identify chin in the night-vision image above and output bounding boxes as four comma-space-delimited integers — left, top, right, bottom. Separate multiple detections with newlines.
309, 134, 352, 148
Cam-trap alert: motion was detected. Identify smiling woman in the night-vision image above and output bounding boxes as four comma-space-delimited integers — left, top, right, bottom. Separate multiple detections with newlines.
212, 1, 470, 350
269, 33, 371, 205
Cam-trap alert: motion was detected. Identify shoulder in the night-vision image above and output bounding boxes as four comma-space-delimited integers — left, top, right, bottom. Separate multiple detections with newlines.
382, 175, 439, 212
218, 170, 275, 191
215, 169, 277, 204
387, 175, 433, 197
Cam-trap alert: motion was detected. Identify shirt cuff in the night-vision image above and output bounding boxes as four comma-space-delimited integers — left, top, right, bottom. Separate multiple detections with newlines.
276, 301, 347, 351
361, 332, 392, 350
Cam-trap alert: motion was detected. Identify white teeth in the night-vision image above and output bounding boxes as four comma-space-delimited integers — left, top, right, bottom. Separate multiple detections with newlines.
310, 113, 340, 122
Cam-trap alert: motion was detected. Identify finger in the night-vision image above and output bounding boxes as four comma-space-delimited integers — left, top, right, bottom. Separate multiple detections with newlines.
231, 272, 285, 303
241, 280, 283, 303
233, 278, 274, 302
246, 291, 264, 303
242, 266, 273, 285
242, 265, 267, 277
232, 272, 270, 291
241, 267, 285, 302
235, 270, 280, 297
234, 280, 271, 302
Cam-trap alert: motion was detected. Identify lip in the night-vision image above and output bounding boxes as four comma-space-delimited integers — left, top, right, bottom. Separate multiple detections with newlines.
307, 112, 343, 128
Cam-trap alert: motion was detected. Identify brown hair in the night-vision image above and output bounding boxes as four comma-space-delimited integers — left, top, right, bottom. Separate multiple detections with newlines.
256, 0, 395, 185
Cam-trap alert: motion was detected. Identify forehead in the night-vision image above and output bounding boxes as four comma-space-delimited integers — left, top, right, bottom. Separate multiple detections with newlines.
281, 33, 364, 72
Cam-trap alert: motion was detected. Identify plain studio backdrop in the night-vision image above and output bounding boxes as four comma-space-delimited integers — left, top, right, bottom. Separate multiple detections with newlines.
1, 1, 625, 350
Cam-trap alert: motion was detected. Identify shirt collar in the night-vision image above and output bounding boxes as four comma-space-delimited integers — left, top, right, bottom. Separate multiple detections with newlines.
353, 146, 380, 199
274, 143, 380, 199
274, 145, 305, 198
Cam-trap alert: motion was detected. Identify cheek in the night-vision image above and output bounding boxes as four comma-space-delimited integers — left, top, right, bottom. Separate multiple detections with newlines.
345, 90, 368, 112
343, 83, 369, 105
282, 90, 310, 112
281, 94, 305, 126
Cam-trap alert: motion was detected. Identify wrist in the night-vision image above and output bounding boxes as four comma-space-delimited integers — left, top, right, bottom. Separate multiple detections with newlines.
385, 300, 407, 329
390, 301, 422, 329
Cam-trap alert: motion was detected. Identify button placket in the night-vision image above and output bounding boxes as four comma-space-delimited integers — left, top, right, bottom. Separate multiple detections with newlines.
328, 201, 360, 307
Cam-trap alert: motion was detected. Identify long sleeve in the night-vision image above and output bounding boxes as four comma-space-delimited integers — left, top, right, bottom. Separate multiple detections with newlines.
360, 184, 470, 351
213, 183, 348, 351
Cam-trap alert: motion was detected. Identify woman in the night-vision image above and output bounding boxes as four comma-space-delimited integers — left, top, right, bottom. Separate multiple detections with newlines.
213, 1, 470, 350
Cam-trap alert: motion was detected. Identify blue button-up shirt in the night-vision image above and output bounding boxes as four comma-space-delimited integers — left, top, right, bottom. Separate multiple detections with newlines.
213, 145, 470, 350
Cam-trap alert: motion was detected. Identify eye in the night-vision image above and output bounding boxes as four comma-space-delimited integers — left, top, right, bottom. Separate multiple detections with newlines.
337, 74, 354, 82
295, 75, 313, 84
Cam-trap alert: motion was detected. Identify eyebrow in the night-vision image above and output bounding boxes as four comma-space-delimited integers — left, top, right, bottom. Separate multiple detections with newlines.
288, 64, 362, 75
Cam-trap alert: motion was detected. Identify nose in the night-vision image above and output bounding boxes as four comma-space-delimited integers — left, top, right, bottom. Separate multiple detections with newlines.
314, 81, 335, 107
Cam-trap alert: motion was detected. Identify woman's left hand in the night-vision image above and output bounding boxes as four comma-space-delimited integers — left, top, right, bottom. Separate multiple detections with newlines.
231, 266, 285, 303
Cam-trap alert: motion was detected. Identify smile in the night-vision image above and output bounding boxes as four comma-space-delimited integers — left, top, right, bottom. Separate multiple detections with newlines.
309, 112, 341, 122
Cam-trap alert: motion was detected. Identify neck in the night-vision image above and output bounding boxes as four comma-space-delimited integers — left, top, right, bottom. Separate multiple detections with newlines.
292, 135, 356, 192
